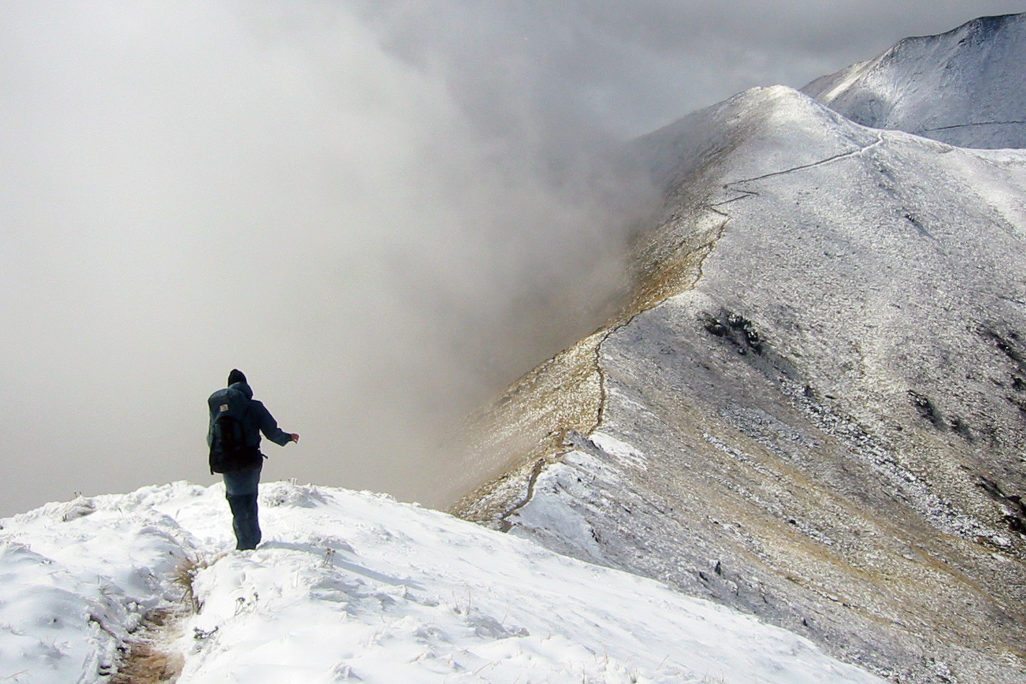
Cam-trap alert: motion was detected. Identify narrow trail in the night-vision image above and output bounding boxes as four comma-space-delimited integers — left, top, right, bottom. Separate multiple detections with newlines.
920, 120, 1026, 133
593, 130, 887, 432
712, 132, 885, 208
112, 606, 188, 683
112, 553, 224, 683
496, 459, 547, 532
496, 130, 887, 528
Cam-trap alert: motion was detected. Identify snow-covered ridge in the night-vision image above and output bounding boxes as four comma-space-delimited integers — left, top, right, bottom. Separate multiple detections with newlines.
458, 78, 1026, 682
0, 481, 881, 683
636, 85, 880, 191
803, 13, 1026, 148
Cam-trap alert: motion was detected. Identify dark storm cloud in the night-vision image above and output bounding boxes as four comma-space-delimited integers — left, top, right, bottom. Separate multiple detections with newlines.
1, 0, 1023, 516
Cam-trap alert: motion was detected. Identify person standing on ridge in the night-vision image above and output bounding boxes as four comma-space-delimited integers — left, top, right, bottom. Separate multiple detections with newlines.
207, 369, 300, 550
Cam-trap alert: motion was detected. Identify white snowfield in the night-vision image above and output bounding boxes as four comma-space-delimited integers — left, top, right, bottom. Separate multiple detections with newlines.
0, 481, 882, 683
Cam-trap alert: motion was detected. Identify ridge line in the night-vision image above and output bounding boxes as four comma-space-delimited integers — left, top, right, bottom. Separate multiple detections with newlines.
494, 130, 887, 530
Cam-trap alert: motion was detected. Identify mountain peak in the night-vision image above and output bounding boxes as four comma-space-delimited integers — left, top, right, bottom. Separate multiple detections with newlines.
924, 11, 1024, 41
803, 12, 1026, 148
636, 84, 877, 191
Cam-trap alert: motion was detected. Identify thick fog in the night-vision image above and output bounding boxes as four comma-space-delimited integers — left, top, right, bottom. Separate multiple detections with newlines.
2, 1, 1022, 516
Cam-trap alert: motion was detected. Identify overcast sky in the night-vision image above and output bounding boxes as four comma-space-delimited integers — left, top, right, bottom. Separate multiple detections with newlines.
2, 1, 1024, 517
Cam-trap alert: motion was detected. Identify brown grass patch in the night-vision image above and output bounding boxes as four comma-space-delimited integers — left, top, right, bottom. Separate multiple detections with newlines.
111, 608, 185, 683
111, 554, 219, 683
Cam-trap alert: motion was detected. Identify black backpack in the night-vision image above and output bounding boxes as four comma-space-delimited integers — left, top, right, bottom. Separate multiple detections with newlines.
208, 387, 258, 473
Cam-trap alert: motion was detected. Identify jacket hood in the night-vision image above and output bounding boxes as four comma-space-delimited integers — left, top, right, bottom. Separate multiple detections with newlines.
228, 381, 253, 400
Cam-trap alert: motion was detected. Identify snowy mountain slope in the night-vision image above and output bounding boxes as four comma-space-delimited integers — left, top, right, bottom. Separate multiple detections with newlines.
455, 85, 1026, 683
0, 480, 882, 683
802, 13, 1026, 149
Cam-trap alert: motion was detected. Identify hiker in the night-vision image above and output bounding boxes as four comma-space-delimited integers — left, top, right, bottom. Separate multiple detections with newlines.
207, 369, 299, 550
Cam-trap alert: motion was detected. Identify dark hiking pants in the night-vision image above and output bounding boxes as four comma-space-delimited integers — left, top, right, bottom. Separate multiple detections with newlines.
223, 465, 262, 550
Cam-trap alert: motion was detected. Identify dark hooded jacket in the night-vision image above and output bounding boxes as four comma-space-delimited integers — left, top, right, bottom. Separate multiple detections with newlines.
207, 381, 293, 457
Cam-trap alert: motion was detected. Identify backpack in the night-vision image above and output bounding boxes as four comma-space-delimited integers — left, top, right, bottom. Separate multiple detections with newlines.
208, 387, 259, 474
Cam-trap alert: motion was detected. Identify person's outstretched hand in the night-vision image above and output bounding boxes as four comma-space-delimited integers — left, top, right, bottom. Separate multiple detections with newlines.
290, 433, 301, 444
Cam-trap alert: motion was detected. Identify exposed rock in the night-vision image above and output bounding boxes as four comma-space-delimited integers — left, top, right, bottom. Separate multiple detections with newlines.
908, 390, 945, 429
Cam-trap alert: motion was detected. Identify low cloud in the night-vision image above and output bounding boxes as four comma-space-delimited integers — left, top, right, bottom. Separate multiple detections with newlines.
2, 0, 1022, 514
0, 1, 651, 514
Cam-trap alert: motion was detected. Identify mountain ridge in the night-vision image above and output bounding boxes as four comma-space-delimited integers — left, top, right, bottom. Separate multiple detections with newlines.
803, 12, 1026, 149
454, 57, 1026, 683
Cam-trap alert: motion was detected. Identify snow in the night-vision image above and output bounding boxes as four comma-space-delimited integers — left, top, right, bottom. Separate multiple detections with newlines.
802, 13, 1026, 149
469, 83, 1026, 681
0, 481, 882, 683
